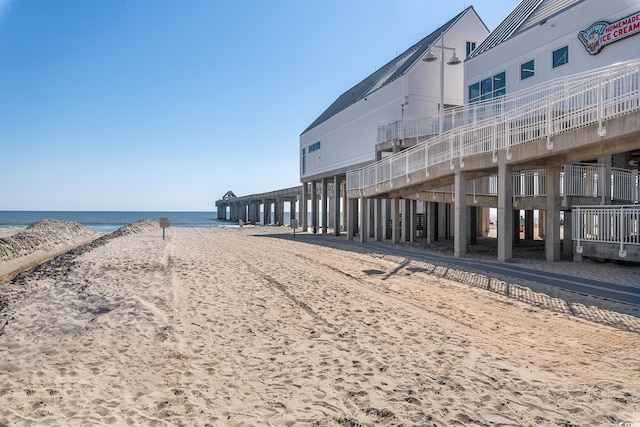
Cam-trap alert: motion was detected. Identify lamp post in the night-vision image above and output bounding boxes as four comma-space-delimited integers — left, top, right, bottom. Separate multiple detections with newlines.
422, 32, 461, 136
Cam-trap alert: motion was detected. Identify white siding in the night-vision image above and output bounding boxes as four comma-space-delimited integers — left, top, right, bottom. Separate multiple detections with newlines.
300, 8, 489, 180
466, 0, 640, 102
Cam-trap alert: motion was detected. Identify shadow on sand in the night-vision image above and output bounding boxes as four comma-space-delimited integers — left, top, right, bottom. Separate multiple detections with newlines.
256, 231, 640, 334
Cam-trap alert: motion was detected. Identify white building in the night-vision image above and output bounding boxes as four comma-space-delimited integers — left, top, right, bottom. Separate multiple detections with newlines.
299, 7, 489, 234
459, 0, 640, 262
465, 0, 640, 103
343, 0, 640, 263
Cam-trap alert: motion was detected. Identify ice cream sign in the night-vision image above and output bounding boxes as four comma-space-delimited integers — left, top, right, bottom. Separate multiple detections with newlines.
578, 11, 640, 55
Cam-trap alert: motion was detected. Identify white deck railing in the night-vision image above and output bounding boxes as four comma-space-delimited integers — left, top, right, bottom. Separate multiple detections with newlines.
349, 59, 640, 194
573, 205, 640, 258
372, 164, 638, 203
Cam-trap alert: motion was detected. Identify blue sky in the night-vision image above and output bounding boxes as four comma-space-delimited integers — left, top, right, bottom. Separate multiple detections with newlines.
0, 0, 519, 211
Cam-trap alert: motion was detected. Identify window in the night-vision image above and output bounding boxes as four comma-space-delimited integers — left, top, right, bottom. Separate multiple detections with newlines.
302, 148, 306, 174
552, 46, 569, 68
466, 41, 476, 57
520, 60, 535, 80
309, 141, 320, 152
469, 71, 506, 103
468, 82, 480, 103
493, 72, 506, 97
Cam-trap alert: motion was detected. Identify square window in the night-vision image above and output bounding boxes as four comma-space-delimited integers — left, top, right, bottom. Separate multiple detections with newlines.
552, 46, 568, 68
520, 59, 535, 80
469, 82, 480, 103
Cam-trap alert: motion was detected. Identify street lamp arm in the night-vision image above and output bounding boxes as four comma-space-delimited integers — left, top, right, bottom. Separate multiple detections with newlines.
421, 31, 461, 136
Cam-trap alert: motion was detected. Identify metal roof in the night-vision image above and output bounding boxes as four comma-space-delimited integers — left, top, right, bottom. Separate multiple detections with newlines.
467, 0, 584, 60
302, 7, 477, 135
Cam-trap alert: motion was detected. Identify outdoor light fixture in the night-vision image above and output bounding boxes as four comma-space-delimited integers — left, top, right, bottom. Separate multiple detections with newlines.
447, 52, 461, 65
422, 48, 437, 62
422, 32, 461, 136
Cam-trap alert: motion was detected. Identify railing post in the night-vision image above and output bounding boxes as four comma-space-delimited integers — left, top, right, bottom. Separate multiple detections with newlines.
406, 153, 410, 183
597, 75, 607, 136
546, 95, 553, 150
491, 118, 498, 163
425, 143, 430, 177
449, 133, 455, 170
619, 206, 627, 258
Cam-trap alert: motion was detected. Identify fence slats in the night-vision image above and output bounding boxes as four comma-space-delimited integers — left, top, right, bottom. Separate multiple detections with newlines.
348, 60, 640, 194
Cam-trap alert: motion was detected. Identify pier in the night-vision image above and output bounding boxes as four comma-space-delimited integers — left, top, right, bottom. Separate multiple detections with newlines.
215, 187, 302, 226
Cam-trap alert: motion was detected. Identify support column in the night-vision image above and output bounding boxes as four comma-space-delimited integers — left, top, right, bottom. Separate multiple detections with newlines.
346, 197, 358, 241
426, 201, 436, 243
562, 210, 572, 258
254, 203, 261, 224
374, 199, 383, 241
498, 163, 513, 262
409, 200, 417, 242
302, 183, 309, 231
538, 210, 546, 238
263, 201, 271, 225
273, 200, 281, 225
321, 178, 328, 234
469, 206, 476, 245
289, 199, 296, 222
333, 176, 341, 235
403, 199, 411, 242
546, 166, 561, 262
437, 203, 447, 240
391, 198, 401, 244
359, 197, 369, 243
525, 210, 534, 240
384, 199, 392, 239
311, 181, 318, 233
341, 181, 347, 233
454, 170, 467, 257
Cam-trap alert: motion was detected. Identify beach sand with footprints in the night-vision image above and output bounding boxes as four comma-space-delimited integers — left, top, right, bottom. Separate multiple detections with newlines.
0, 221, 639, 425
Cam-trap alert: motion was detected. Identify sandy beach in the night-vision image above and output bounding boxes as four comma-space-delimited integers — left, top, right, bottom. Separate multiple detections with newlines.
0, 223, 639, 426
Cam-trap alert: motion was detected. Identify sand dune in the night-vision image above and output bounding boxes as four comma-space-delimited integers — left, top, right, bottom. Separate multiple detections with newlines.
0, 220, 97, 263
0, 226, 638, 425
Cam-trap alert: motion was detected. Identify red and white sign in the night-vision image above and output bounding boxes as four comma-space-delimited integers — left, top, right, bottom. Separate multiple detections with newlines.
579, 11, 640, 55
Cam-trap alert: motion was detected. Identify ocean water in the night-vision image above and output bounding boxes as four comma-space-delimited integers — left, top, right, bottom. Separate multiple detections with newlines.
0, 211, 226, 233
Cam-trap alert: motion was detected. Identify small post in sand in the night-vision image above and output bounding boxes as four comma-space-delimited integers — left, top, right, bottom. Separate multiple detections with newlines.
290, 219, 298, 238
159, 217, 170, 240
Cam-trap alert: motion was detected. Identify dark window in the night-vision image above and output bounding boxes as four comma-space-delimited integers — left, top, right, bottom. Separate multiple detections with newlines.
466, 41, 476, 57
469, 82, 480, 103
302, 148, 306, 174
520, 59, 535, 80
469, 71, 506, 103
481, 77, 493, 100
552, 46, 568, 68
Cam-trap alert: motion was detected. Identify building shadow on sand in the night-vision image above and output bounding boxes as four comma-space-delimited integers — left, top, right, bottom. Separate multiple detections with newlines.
256, 231, 640, 334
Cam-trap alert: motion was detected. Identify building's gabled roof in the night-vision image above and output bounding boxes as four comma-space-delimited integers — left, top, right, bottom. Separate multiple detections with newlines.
467, 0, 583, 60
302, 6, 478, 135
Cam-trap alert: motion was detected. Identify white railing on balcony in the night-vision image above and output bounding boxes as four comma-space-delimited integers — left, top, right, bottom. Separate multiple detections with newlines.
563, 163, 601, 197
573, 205, 640, 258
612, 167, 640, 203
345, 163, 639, 203
351, 58, 640, 195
